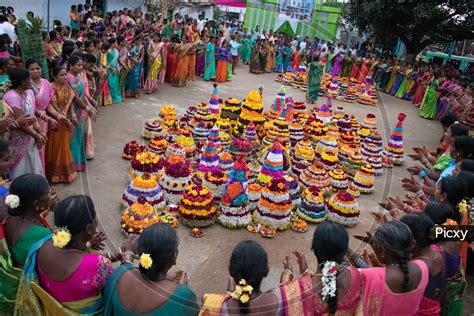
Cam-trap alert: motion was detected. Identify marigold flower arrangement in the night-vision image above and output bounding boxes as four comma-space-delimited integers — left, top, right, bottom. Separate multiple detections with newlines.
52, 227, 71, 248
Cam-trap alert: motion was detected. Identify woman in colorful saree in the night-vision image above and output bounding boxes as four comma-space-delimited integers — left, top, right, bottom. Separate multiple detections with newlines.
172, 41, 192, 87
249, 40, 266, 75
306, 58, 324, 103
26, 59, 61, 170
107, 38, 123, 104
424, 203, 466, 316
14, 195, 133, 315
355, 220, 429, 315
200, 240, 278, 315
204, 36, 216, 81
125, 39, 143, 98
67, 55, 99, 172
104, 223, 199, 315
401, 213, 447, 315
3, 69, 46, 178
45, 67, 77, 184
96, 42, 113, 106
275, 221, 361, 315
144, 34, 163, 94
0, 174, 52, 315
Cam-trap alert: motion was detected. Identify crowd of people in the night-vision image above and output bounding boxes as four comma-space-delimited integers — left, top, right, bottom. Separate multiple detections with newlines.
0, 3, 473, 316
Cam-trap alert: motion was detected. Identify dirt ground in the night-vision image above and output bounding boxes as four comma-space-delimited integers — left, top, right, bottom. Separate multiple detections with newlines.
52, 64, 473, 313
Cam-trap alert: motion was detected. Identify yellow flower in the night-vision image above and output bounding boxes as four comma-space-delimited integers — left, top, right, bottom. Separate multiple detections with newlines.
240, 294, 250, 304
52, 228, 71, 249
140, 253, 153, 269
243, 285, 253, 292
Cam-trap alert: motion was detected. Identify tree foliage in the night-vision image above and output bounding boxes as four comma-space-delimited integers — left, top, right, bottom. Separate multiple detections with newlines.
345, 0, 474, 54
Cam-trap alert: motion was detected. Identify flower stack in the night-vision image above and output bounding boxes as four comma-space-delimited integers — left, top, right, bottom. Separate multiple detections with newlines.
198, 141, 220, 176
339, 143, 358, 163
243, 121, 259, 147
299, 163, 330, 190
337, 114, 352, 134
342, 150, 365, 180
142, 119, 163, 140
179, 184, 217, 227
292, 160, 311, 177
327, 192, 360, 227
165, 143, 186, 159
254, 177, 292, 230
294, 140, 315, 163
123, 140, 142, 160
320, 151, 339, 171
315, 135, 339, 158
235, 90, 266, 135
258, 142, 285, 185
219, 158, 251, 228
220, 98, 242, 128
265, 86, 286, 120
159, 104, 177, 120
285, 175, 301, 210
193, 102, 215, 129
192, 122, 210, 144
147, 136, 169, 156
296, 187, 327, 223
176, 129, 197, 160
305, 118, 328, 146
159, 156, 192, 205
219, 151, 234, 173
209, 84, 221, 116
367, 156, 383, 176
121, 197, 159, 235
382, 113, 406, 167
248, 183, 263, 212
293, 101, 308, 124
344, 83, 357, 102
207, 125, 222, 153
361, 113, 377, 132
203, 169, 228, 202
351, 164, 375, 194
328, 168, 349, 192
229, 138, 253, 159
289, 122, 304, 146
122, 173, 166, 211
129, 151, 164, 179
316, 104, 333, 124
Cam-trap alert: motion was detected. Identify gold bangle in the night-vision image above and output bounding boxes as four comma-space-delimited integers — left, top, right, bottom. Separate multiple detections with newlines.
302, 268, 314, 275
280, 270, 293, 284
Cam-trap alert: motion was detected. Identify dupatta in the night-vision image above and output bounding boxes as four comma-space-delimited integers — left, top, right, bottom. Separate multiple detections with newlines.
14, 235, 103, 315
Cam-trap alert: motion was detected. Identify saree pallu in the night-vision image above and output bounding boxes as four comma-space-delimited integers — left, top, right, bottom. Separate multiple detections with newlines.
436, 96, 453, 120
119, 69, 128, 96
404, 74, 418, 100
189, 52, 196, 81
413, 75, 431, 106
96, 74, 112, 106
172, 55, 190, 87
107, 49, 123, 104
420, 81, 439, 119
70, 106, 87, 171
277, 273, 315, 315
227, 61, 232, 81
45, 126, 77, 183
358, 61, 370, 83
266, 47, 275, 72
215, 60, 227, 83
350, 63, 361, 80
395, 76, 410, 98
390, 73, 404, 95
33, 79, 54, 171
306, 62, 324, 103
275, 54, 284, 73
144, 54, 162, 94
165, 51, 176, 83
14, 235, 104, 316
385, 70, 398, 93
441, 264, 466, 316
196, 50, 205, 77
204, 45, 216, 81
125, 64, 141, 98
8, 130, 43, 178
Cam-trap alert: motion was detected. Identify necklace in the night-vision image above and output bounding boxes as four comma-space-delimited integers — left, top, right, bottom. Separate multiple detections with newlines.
20, 216, 42, 226
31, 79, 42, 90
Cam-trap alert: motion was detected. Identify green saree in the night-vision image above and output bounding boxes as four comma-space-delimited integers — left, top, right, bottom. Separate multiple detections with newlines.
306, 62, 324, 103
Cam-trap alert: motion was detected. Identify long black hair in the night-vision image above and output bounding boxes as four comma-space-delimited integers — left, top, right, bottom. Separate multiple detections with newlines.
439, 176, 467, 221
372, 221, 414, 291
54, 195, 96, 236
8, 174, 49, 216
401, 213, 435, 248
7, 68, 29, 89
312, 220, 348, 314
137, 223, 178, 282
424, 202, 455, 225
229, 240, 269, 314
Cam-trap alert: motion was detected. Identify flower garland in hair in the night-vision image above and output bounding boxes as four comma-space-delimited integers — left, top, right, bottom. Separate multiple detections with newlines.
458, 199, 468, 215
228, 279, 253, 304
52, 227, 71, 248
5, 194, 20, 209
140, 253, 153, 269
321, 261, 338, 302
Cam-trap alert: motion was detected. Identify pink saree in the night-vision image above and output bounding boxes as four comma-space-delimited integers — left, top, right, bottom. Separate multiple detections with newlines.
360, 259, 429, 316
32, 78, 54, 170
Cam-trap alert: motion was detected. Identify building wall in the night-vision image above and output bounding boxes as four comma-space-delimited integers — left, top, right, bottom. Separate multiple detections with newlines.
173, 6, 213, 20
244, 1, 341, 40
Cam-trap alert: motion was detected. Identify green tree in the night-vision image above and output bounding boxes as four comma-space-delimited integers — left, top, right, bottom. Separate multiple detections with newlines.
345, 0, 473, 54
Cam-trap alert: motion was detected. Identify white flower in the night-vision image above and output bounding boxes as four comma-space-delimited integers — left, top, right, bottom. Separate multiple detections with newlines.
321, 261, 338, 302
5, 194, 20, 209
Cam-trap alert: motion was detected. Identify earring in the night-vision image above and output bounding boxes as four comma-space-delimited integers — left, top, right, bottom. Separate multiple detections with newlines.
86, 241, 92, 249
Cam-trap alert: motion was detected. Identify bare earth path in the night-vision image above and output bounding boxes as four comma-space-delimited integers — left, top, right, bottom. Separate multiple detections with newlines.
51, 64, 473, 313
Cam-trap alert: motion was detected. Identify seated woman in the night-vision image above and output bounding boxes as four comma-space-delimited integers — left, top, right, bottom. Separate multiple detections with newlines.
424, 202, 466, 315
401, 213, 447, 315
103, 222, 198, 315
14, 195, 132, 314
278, 220, 362, 315
356, 221, 429, 315
201, 240, 278, 315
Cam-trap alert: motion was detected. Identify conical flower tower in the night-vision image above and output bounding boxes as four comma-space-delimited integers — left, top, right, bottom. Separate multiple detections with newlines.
234, 90, 265, 136
198, 141, 220, 177
254, 177, 292, 230
218, 158, 251, 228
382, 113, 406, 167
243, 121, 259, 147
209, 84, 221, 116
258, 142, 285, 185
265, 86, 286, 120
207, 125, 222, 153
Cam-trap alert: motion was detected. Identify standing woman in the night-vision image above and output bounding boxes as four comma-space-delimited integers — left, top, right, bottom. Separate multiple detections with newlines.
67, 56, 98, 171
26, 59, 59, 172
69, 5, 79, 31
125, 38, 143, 98
204, 36, 216, 81
172, 41, 191, 87
45, 66, 77, 183
144, 35, 162, 94
274, 42, 284, 73
413, 69, 433, 107
306, 57, 324, 103
117, 36, 129, 99
96, 42, 113, 106
265, 42, 275, 73
420, 70, 440, 120
3, 69, 46, 177
215, 41, 229, 83
282, 43, 292, 72
195, 38, 206, 78
107, 38, 123, 104
157, 37, 167, 85
165, 39, 176, 83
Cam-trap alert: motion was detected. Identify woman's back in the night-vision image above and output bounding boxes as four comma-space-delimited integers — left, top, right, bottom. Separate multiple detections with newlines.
361, 259, 428, 315
105, 264, 198, 315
